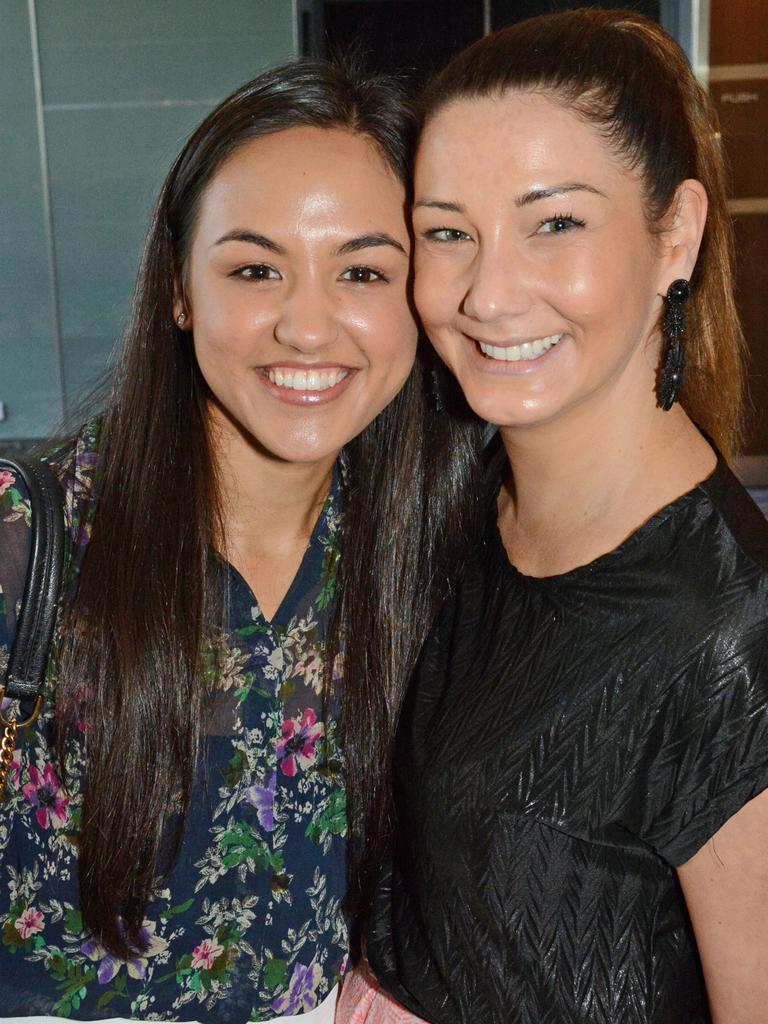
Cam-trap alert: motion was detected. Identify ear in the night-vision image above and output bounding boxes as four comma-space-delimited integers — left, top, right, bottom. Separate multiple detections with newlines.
172, 273, 192, 331
658, 178, 708, 294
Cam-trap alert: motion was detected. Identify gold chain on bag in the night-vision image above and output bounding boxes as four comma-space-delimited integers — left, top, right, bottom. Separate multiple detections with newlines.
0, 455, 64, 799
0, 688, 42, 796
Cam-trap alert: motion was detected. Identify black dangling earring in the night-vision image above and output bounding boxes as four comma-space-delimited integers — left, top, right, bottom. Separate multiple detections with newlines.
658, 278, 690, 411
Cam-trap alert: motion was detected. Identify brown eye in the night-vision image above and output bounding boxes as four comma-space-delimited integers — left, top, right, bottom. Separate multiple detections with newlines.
234, 264, 280, 281
340, 266, 387, 284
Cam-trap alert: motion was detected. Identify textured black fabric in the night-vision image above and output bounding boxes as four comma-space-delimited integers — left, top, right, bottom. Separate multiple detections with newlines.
367, 448, 768, 1024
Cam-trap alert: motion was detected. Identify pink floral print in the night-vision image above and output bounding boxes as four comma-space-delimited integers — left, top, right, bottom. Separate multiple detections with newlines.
21, 763, 69, 829
276, 708, 324, 776
15, 907, 44, 940
191, 937, 224, 971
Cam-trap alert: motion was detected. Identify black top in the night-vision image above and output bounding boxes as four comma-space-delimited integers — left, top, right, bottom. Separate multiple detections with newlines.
367, 446, 768, 1024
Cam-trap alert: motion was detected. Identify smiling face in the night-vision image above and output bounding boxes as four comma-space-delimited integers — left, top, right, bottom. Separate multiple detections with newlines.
179, 125, 417, 465
413, 90, 676, 430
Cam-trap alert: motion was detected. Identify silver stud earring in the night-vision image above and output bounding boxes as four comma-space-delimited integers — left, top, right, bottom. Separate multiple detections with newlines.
176, 312, 186, 328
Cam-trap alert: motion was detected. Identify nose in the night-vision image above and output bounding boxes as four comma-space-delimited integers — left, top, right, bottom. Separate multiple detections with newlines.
461, 244, 533, 324
274, 276, 338, 352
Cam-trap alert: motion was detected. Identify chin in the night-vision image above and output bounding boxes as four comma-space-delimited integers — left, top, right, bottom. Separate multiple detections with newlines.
458, 389, 546, 430
262, 430, 345, 466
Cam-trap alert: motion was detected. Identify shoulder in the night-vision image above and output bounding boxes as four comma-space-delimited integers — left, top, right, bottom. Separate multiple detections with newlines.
636, 462, 768, 853
653, 459, 768, 696
698, 456, 768, 574
652, 458, 768, 638
43, 417, 102, 552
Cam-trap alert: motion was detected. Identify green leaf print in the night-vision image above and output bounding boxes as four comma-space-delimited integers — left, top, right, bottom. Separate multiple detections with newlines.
2, 919, 22, 955
263, 956, 287, 990
316, 539, 339, 610
221, 749, 249, 789
235, 672, 269, 702
305, 788, 346, 844
220, 820, 272, 871
64, 908, 83, 934
96, 973, 128, 1014
234, 623, 271, 638
50, 959, 96, 1016
161, 897, 194, 922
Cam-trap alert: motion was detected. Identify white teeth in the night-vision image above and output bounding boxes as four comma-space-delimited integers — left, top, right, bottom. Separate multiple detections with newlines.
266, 368, 349, 391
478, 333, 562, 362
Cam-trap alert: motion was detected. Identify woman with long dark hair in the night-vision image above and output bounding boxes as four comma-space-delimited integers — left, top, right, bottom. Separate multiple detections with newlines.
339, 10, 768, 1024
0, 60, 477, 1022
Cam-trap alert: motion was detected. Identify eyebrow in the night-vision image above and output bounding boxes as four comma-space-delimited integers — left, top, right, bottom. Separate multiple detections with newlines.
515, 183, 606, 207
212, 229, 406, 257
213, 229, 286, 254
334, 233, 406, 256
413, 199, 466, 213
414, 185, 605, 214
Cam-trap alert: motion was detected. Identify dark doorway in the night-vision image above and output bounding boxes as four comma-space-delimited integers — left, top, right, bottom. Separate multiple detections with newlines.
492, 1, 660, 29
307, 1, 662, 80
308, 1, 483, 82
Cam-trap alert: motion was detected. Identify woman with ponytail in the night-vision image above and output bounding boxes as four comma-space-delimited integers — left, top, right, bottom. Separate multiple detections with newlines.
341, 10, 768, 1023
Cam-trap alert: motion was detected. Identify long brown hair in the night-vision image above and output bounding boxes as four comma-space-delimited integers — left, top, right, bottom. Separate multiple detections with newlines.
56, 60, 481, 957
420, 8, 745, 456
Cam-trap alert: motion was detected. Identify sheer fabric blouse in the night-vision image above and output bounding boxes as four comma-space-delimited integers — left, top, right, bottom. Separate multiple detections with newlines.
0, 422, 347, 1021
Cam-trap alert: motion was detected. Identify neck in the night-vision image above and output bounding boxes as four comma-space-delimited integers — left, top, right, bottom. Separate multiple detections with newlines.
497, 383, 716, 577
210, 406, 334, 562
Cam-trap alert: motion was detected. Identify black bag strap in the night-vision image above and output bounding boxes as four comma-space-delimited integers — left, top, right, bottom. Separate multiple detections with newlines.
0, 456, 65, 703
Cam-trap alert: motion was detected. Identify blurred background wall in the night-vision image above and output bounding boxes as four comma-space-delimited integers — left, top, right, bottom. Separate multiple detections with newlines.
1, 0, 765, 489
0, 0, 295, 445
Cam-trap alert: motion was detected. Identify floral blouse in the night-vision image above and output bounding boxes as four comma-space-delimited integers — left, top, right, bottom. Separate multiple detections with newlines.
0, 422, 347, 1021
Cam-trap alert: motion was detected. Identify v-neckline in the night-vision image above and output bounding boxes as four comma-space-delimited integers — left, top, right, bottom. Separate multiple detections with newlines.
219, 468, 338, 630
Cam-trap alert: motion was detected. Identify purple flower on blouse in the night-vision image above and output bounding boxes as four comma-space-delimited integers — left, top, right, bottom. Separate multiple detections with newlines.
244, 771, 277, 831
271, 959, 322, 1015
81, 921, 168, 984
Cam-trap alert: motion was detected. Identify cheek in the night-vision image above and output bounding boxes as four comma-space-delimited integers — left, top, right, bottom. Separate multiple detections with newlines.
343, 294, 418, 370
414, 258, 455, 330
381, 310, 418, 379
546, 245, 628, 326
193, 329, 242, 377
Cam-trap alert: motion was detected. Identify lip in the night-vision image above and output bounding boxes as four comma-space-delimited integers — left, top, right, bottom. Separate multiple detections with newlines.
256, 363, 359, 406
463, 332, 566, 375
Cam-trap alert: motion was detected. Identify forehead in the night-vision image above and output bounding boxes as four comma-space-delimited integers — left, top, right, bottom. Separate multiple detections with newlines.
416, 90, 631, 195
196, 125, 406, 235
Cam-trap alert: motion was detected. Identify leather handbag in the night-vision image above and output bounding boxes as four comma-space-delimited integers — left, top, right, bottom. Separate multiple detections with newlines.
0, 456, 64, 795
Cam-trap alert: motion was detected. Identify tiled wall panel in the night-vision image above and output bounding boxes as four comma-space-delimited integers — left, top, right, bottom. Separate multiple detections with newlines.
0, 1, 63, 439
0, 0, 295, 439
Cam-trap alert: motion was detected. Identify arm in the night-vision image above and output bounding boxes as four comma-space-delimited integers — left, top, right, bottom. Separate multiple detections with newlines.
677, 786, 768, 1024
